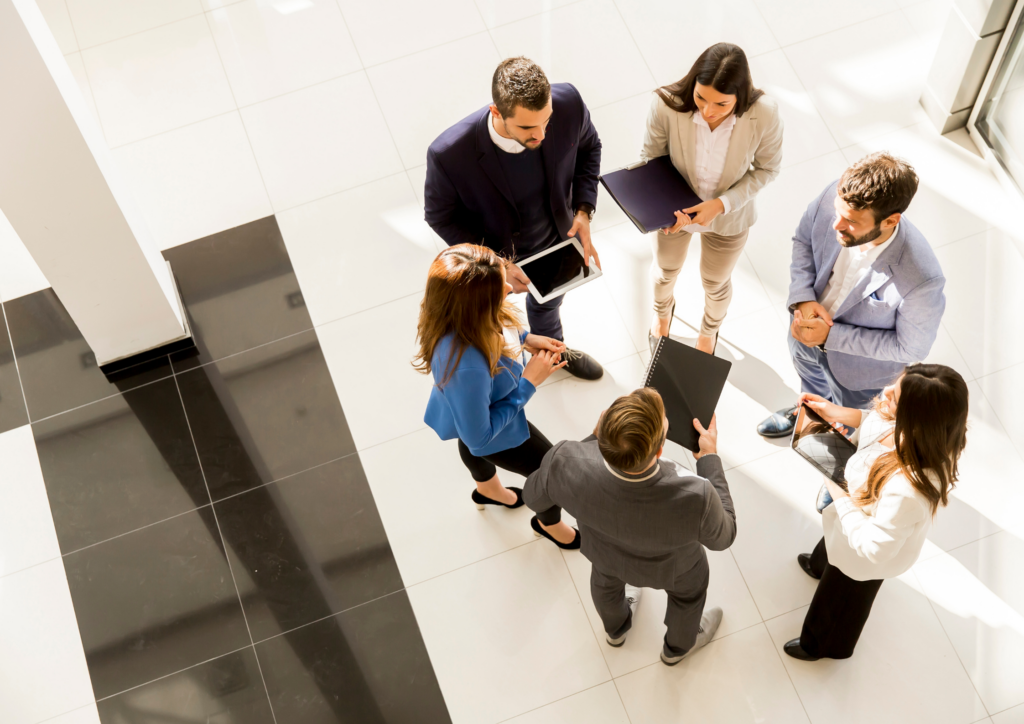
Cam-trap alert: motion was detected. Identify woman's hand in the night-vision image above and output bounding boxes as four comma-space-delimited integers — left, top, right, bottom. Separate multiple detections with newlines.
522, 349, 567, 387
682, 198, 726, 227
661, 210, 691, 235
799, 393, 864, 430
824, 477, 849, 502
523, 334, 566, 356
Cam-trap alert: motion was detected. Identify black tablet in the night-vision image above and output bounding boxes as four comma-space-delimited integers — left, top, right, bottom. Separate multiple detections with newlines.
518, 239, 602, 303
791, 403, 858, 484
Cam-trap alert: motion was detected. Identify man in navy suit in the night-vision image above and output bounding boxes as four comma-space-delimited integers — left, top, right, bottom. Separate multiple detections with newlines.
424, 57, 604, 380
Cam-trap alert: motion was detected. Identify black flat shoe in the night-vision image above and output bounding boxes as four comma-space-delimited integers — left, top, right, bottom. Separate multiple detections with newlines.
562, 349, 603, 381
530, 515, 581, 550
756, 404, 800, 438
784, 638, 820, 661
472, 487, 524, 510
797, 553, 821, 580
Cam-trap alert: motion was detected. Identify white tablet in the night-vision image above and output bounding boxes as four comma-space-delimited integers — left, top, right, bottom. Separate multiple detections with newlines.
517, 238, 602, 304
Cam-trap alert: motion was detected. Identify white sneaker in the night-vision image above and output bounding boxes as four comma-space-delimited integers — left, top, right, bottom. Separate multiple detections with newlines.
661, 606, 723, 665
606, 586, 643, 646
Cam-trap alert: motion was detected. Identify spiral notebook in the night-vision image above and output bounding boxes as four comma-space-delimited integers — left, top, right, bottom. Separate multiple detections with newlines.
644, 336, 732, 453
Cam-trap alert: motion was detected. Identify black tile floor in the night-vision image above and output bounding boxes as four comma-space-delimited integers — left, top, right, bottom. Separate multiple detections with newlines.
2, 217, 450, 723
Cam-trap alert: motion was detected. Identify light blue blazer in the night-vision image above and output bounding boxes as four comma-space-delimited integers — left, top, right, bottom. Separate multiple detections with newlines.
423, 330, 536, 457
786, 181, 946, 391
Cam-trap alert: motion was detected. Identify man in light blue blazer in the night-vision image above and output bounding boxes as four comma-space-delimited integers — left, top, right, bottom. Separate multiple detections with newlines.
757, 152, 945, 437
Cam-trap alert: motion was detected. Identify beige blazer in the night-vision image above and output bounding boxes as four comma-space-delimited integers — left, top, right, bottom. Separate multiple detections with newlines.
640, 92, 784, 236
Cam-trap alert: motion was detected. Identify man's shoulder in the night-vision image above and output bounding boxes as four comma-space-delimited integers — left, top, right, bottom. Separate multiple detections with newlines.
428, 105, 489, 159
894, 218, 943, 281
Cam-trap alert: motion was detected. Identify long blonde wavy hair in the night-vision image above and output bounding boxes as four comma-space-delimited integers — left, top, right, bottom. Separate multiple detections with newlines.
413, 244, 523, 387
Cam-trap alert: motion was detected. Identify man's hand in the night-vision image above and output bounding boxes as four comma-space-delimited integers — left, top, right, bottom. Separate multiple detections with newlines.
568, 210, 600, 268
693, 414, 718, 460
506, 263, 531, 294
795, 300, 833, 325
682, 198, 725, 227
791, 309, 831, 347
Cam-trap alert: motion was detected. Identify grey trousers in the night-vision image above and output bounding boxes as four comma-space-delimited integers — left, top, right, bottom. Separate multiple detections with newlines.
591, 559, 710, 657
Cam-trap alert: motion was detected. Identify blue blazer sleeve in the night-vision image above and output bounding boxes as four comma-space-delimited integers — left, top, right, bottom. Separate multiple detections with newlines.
787, 183, 832, 309
445, 367, 537, 454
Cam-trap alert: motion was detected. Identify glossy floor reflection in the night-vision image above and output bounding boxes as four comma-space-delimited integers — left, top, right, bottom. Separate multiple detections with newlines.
0, 308, 27, 434
1, 218, 445, 722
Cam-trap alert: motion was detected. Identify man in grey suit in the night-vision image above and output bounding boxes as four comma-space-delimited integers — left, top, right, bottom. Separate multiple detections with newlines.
523, 388, 736, 665
757, 152, 946, 437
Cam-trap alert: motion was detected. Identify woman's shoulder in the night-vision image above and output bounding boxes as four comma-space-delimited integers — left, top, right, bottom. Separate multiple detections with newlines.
432, 334, 489, 372
650, 91, 687, 117
749, 93, 779, 120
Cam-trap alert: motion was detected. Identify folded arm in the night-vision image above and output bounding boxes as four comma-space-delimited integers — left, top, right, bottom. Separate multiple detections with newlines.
787, 184, 832, 309
424, 148, 481, 247
832, 488, 926, 565
825, 277, 946, 363
446, 367, 536, 454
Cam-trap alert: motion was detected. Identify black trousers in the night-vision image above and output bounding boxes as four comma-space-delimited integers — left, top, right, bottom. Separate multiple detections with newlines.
800, 537, 884, 659
457, 421, 561, 525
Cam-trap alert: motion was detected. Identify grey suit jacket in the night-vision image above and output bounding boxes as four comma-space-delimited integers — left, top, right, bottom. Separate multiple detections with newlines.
786, 180, 946, 390
523, 438, 736, 590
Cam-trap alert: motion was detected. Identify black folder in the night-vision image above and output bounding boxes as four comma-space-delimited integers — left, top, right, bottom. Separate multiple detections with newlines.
600, 156, 703, 234
643, 336, 732, 453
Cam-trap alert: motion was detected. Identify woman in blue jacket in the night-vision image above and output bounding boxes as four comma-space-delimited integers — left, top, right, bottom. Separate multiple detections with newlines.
415, 244, 580, 549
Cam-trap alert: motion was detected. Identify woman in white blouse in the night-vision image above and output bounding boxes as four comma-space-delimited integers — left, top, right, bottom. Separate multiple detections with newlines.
641, 43, 784, 354
785, 363, 969, 661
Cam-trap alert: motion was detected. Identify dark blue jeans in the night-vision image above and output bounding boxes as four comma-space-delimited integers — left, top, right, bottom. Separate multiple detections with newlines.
787, 328, 882, 409
526, 292, 565, 342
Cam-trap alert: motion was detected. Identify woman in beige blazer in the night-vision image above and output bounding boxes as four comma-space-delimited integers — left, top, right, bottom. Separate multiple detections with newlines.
642, 43, 783, 353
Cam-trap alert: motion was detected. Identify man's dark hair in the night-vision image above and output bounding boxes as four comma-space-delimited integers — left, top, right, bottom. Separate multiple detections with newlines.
597, 388, 667, 473
491, 57, 551, 118
838, 152, 919, 223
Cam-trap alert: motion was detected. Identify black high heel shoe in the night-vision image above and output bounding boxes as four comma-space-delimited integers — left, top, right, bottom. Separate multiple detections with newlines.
472, 487, 524, 510
530, 516, 581, 550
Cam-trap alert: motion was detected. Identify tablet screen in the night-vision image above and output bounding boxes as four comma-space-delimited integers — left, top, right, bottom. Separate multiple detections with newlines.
520, 243, 591, 297
791, 404, 857, 484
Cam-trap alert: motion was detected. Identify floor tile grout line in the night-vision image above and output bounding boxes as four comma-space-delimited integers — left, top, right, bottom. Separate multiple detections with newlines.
60, 503, 212, 559
909, 567, 993, 718
271, 167, 410, 215
765, 618, 815, 724
72, 8, 209, 54
36, 700, 100, 724
200, 10, 276, 212
0, 300, 32, 427
609, 0, 658, 89
404, 536, 545, 590
0, 552, 63, 582
492, 679, 619, 724
554, 546, 617, 689
91, 642, 255, 703
250, 587, 409, 646
169, 371, 280, 724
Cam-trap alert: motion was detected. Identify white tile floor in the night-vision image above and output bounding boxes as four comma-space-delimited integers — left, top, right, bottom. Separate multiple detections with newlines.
4, 0, 1024, 722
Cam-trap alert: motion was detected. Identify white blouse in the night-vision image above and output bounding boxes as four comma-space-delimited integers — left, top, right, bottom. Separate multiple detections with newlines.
822, 410, 939, 582
683, 112, 736, 234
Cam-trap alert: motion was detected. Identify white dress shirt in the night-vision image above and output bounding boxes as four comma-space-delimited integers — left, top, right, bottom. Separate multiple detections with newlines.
684, 112, 736, 234
819, 224, 898, 317
489, 116, 524, 154
822, 409, 939, 581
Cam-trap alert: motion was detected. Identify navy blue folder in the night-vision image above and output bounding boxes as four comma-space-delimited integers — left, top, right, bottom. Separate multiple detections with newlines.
600, 156, 703, 234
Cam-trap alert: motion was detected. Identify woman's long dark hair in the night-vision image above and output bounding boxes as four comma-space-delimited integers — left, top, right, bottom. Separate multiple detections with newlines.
855, 364, 969, 516
657, 43, 763, 117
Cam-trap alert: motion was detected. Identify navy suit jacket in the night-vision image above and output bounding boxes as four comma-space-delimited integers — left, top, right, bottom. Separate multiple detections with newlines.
424, 82, 602, 258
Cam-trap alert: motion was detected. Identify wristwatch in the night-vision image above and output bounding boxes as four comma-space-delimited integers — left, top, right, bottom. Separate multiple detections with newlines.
575, 203, 595, 221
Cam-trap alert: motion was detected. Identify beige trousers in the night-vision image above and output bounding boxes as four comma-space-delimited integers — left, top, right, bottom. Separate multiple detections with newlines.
651, 227, 750, 336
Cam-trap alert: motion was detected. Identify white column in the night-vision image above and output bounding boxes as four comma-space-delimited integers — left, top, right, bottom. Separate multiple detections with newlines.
921, 0, 1018, 133
0, 0, 188, 367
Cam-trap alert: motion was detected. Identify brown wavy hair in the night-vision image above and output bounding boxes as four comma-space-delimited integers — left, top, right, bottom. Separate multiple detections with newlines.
853, 364, 969, 516
413, 244, 523, 387
656, 43, 764, 117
